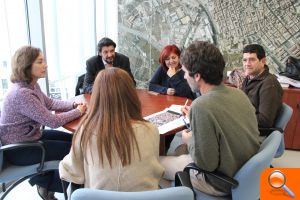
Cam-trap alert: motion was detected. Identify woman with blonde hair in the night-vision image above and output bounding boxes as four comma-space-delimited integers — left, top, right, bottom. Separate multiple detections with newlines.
0, 46, 86, 200
60, 68, 164, 191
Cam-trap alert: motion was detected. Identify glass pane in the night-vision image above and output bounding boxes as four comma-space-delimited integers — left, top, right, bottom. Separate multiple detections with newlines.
0, 0, 28, 104
42, 0, 95, 99
96, 0, 118, 43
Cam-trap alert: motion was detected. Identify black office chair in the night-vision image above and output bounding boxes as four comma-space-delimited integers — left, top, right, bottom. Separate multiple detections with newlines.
75, 74, 85, 96
0, 140, 67, 200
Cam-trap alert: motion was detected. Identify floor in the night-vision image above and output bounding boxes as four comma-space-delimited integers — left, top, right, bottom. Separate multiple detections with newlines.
1, 149, 299, 200
271, 149, 300, 167
1, 182, 65, 200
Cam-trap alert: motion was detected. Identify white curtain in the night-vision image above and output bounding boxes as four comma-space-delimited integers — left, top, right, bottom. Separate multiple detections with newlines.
42, 0, 96, 99
0, 0, 119, 101
96, 0, 118, 45
42, 0, 118, 99
0, 0, 28, 103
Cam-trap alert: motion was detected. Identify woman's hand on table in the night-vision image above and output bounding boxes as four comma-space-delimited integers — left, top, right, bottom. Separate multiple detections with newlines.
75, 103, 87, 116
167, 88, 175, 95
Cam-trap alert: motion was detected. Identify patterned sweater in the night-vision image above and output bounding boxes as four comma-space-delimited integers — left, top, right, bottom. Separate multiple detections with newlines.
0, 82, 81, 145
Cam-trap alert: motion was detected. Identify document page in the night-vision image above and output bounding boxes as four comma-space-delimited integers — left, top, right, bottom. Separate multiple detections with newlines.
144, 108, 189, 134
276, 74, 300, 88
166, 104, 183, 115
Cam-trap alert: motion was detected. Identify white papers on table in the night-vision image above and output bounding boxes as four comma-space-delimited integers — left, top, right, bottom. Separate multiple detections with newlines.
280, 83, 290, 88
167, 104, 183, 115
276, 74, 300, 88
144, 107, 189, 135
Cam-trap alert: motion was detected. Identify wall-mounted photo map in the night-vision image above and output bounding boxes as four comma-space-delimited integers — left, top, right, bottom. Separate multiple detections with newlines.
118, 0, 300, 88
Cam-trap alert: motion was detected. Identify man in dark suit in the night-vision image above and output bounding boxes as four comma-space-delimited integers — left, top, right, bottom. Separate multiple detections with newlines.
82, 37, 135, 93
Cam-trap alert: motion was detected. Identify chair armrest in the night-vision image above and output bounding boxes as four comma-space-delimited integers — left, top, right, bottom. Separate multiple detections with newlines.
71, 182, 83, 194
175, 171, 193, 189
259, 127, 283, 136
61, 181, 83, 200
0, 141, 44, 152
0, 141, 46, 172
183, 163, 239, 188
175, 171, 195, 197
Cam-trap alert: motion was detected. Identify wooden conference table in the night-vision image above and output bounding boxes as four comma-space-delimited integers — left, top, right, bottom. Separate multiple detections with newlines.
63, 89, 190, 155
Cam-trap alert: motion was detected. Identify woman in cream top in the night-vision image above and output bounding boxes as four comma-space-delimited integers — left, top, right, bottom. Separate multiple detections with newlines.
59, 68, 164, 191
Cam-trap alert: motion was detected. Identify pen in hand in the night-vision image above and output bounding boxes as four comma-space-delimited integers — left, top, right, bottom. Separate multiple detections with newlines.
183, 99, 189, 107
180, 99, 189, 117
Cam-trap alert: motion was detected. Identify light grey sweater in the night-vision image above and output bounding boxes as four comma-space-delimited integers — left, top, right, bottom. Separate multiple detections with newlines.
188, 84, 260, 193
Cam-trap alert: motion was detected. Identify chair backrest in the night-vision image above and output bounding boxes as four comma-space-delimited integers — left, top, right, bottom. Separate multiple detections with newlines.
71, 186, 194, 200
274, 103, 293, 130
231, 131, 282, 200
75, 74, 85, 96
274, 103, 293, 157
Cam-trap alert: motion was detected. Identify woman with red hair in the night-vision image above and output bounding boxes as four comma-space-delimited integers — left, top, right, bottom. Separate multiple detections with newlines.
149, 45, 195, 99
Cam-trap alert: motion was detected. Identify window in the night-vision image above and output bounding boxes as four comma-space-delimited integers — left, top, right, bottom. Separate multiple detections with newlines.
42, 0, 96, 99
0, 0, 28, 103
96, 0, 118, 44
1, 79, 8, 90
42, 0, 119, 100
1, 0, 119, 102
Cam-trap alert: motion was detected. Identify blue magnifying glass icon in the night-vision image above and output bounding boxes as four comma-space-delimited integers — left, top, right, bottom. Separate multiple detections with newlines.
268, 170, 295, 198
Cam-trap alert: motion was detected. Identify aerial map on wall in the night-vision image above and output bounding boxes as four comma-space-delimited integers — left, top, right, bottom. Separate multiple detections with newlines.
118, 0, 300, 88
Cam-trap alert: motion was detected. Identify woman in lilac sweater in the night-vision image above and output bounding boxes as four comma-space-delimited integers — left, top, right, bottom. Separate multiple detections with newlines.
0, 46, 86, 200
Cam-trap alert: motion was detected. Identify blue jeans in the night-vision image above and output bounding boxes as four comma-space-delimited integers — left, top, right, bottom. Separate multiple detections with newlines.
4, 129, 72, 192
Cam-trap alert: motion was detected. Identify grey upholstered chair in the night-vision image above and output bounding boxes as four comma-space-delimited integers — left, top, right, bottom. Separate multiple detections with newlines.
259, 103, 293, 158
175, 130, 282, 200
272, 103, 293, 157
70, 186, 194, 200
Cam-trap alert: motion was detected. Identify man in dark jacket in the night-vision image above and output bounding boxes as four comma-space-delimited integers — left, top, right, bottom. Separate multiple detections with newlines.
241, 44, 283, 135
82, 37, 135, 93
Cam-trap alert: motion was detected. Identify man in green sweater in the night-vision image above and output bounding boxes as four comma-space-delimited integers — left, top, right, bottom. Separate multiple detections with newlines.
159, 41, 260, 196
